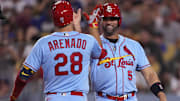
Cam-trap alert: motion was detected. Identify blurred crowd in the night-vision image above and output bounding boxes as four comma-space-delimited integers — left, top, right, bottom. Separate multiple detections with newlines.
0, 0, 180, 101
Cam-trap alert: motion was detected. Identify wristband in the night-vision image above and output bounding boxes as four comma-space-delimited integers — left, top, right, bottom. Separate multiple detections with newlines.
89, 22, 99, 28
150, 82, 164, 97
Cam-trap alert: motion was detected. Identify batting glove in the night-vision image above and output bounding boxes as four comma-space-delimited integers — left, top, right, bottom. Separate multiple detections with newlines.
83, 4, 103, 28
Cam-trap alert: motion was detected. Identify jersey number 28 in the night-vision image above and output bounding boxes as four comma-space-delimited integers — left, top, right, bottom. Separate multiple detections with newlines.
54, 52, 82, 75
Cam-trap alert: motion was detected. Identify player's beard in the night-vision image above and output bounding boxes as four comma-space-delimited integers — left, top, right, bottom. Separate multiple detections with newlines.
102, 24, 119, 36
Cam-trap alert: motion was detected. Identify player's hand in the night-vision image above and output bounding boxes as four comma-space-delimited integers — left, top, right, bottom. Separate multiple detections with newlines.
73, 8, 82, 32
10, 96, 16, 101
83, 5, 103, 46
83, 4, 103, 28
73, 8, 81, 26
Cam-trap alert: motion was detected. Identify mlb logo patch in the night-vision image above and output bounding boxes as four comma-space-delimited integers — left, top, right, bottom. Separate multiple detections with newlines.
64, 33, 69, 36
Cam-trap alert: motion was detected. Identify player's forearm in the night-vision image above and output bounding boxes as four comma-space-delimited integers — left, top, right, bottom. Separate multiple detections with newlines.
10, 65, 35, 101
10, 76, 27, 101
158, 92, 167, 101
147, 71, 167, 100
141, 67, 160, 86
83, 4, 102, 46
74, 23, 82, 32
89, 27, 102, 46
141, 67, 167, 101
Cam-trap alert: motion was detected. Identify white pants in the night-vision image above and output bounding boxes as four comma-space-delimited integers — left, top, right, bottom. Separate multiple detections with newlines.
95, 94, 138, 101
45, 93, 87, 101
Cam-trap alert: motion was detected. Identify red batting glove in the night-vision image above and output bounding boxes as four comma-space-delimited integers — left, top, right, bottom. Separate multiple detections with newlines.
83, 4, 103, 28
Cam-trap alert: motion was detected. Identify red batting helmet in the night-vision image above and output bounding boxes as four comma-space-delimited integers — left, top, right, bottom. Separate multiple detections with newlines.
102, 3, 122, 25
52, 1, 73, 27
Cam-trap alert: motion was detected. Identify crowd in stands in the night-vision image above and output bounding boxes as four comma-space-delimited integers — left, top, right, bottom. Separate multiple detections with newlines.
0, 0, 180, 100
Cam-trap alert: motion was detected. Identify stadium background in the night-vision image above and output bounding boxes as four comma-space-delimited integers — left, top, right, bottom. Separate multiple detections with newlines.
0, 0, 180, 101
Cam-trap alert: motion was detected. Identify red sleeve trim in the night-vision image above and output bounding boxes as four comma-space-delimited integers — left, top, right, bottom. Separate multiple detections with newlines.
140, 64, 151, 68
136, 64, 151, 71
24, 62, 37, 72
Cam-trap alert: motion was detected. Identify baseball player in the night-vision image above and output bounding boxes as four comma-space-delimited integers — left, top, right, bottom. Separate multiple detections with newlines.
10, 1, 106, 101
84, 3, 167, 101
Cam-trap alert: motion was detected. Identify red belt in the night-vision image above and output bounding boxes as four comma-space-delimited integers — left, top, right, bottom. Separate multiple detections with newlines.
98, 92, 135, 101
46, 91, 83, 96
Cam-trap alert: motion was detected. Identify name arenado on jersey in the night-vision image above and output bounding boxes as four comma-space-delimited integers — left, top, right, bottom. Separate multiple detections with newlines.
48, 38, 87, 51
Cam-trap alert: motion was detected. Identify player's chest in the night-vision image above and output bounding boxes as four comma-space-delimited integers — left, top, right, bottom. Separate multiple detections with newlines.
100, 43, 137, 70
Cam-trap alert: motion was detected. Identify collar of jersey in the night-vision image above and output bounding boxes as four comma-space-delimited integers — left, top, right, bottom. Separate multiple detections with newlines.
101, 35, 125, 44
52, 31, 80, 37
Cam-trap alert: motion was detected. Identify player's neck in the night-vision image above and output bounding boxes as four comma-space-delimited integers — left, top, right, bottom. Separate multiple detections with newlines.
106, 38, 118, 43
56, 24, 74, 32
104, 34, 119, 40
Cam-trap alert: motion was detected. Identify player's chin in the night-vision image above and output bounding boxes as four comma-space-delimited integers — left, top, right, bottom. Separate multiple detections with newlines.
105, 28, 117, 34
103, 26, 112, 32
104, 30, 115, 36
107, 30, 114, 34
106, 28, 114, 33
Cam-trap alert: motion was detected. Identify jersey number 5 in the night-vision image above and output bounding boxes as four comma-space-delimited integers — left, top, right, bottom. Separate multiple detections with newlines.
54, 52, 82, 75
128, 70, 133, 80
